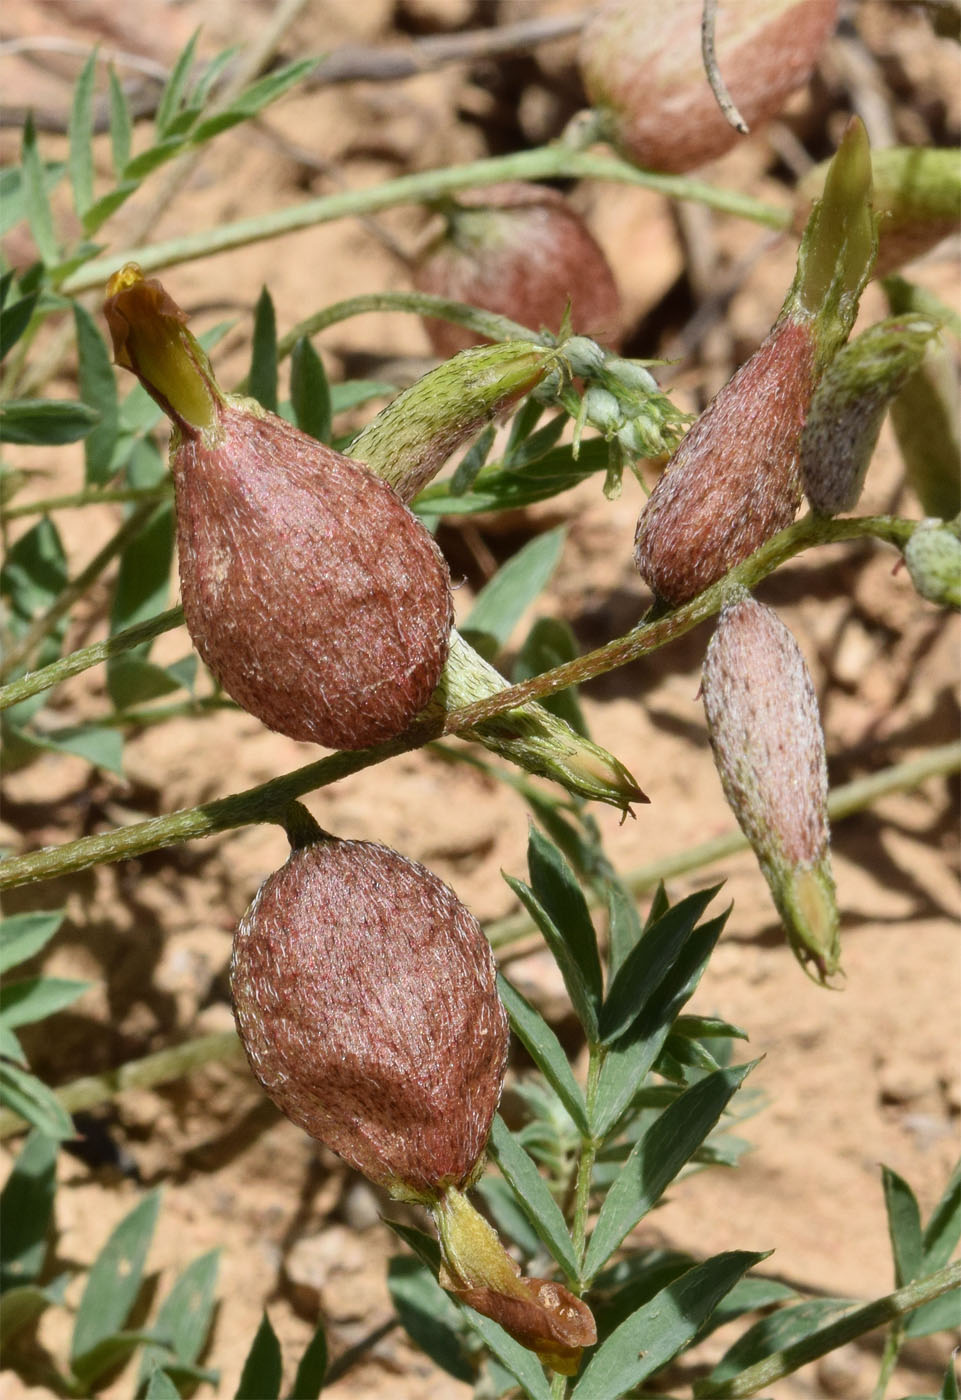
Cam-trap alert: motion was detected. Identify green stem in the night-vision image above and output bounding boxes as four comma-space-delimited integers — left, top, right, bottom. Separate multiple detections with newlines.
0, 606, 184, 713
61, 148, 789, 295
1, 484, 170, 521
0, 1030, 244, 1140
0, 742, 954, 1135
0, 501, 159, 682
869, 1322, 903, 1400
571, 1049, 603, 1270
0, 512, 928, 889
695, 1262, 961, 1398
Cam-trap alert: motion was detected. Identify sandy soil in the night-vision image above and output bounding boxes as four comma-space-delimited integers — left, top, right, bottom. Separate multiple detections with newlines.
1, 2, 958, 1398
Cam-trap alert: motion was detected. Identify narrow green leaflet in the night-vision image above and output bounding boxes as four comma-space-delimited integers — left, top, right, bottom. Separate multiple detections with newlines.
414, 438, 608, 519
922, 1158, 961, 1271
137, 1248, 220, 1387
514, 615, 585, 735
83, 181, 140, 238
1, 1279, 67, 1348
20, 115, 59, 265
107, 64, 132, 174
462, 527, 565, 660
0, 1060, 74, 1140
71, 1188, 162, 1365
107, 502, 175, 705
606, 881, 644, 984
145, 1372, 181, 1400
592, 912, 728, 1139
73, 304, 119, 483
583, 1062, 755, 1282
505, 413, 568, 471
0, 161, 64, 238
488, 1116, 580, 1286
601, 885, 723, 1043
290, 336, 332, 443
573, 1251, 767, 1400
235, 1311, 283, 1400
903, 1286, 961, 1337
288, 1317, 328, 1399
5, 722, 125, 777
496, 974, 588, 1134
0, 292, 39, 361
459, 1308, 552, 1400
190, 57, 319, 141
332, 379, 395, 415
155, 30, 201, 137
250, 286, 279, 413
0, 399, 99, 446
192, 46, 241, 108
673, 1014, 749, 1043
451, 423, 495, 495
0, 909, 65, 975
73, 1331, 169, 1389
707, 1297, 858, 1383
68, 49, 98, 221
0, 975, 90, 1028
527, 826, 603, 1029
477, 1177, 543, 1259
0, 1131, 58, 1290
123, 138, 193, 182
386, 1219, 442, 1274
387, 1256, 473, 1384
882, 1166, 924, 1287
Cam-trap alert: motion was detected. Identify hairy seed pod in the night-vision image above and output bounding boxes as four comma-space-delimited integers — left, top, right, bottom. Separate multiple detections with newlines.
702, 593, 840, 981
413, 183, 621, 356
104, 265, 452, 751
230, 835, 509, 1199
635, 120, 876, 604
579, 0, 838, 174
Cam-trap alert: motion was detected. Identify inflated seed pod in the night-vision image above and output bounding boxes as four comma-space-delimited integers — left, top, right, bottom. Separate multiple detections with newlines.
412, 183, 622, 356
104, 265, 452, 752
230, 833, 509, 1199
702, 593, 840, 981
579, 0, 838, 174
635, 119, 877, 604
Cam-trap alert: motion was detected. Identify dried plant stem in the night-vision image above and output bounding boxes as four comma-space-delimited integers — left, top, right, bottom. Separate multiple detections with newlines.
0, 743, 954, 1140
701, 0, 750, 134
695, 1261, 960, 1397
62, 148, 789, 295
0, 500, 158, 681
0, 513, 928, 890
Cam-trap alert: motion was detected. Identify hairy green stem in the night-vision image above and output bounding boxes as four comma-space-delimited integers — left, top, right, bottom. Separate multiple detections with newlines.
695, 1262, 961, 1398
0, 742, 954, 1136
0, 606, 184, 713
0, 501, 158, 681
1, 484, 170, 521
61, 148, 789, 295
0, 513, 929, 889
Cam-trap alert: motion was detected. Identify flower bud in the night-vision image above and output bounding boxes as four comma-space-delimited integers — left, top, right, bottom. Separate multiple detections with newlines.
104, 264, 452, 752
635, 121, 876, 604
350, 339, 555, 503
801, 315, 938, 515
796, 146, 961, 280
702, 593, 840, 982
578, 0, 838, 174
434, 1187, 596, 1376
412, 183, 621, 356
903, 520, 961, 610
230, 832, 509, 1199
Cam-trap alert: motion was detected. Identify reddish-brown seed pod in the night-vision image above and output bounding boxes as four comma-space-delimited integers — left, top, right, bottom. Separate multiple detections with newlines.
635, 318, 816, 605
579, 0, 838, 174
172, 409, 452, 751
412, 183, 621, 356
104, 265, 452, 752
230, 837, 509, 1199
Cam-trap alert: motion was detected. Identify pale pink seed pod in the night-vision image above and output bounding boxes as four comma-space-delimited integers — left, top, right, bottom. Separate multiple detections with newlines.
413, 182, 622, 356
635, 318, 816, 605
702, 594, 840, 980
230, 837, 509, 1199
579, 0, 838, 174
